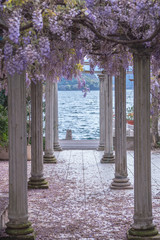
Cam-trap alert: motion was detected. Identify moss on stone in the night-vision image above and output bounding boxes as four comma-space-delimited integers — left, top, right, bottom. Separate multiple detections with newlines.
0, 233, 35, 240
28, 179, 49, 189
5, 222, 35, 240
43, 156, 57, 164
128, 227, 159, 238
6, 227, 34, 236
127, 233, 160, 240
6, 222, 32, 229
129, 228, 158, 237
16, 234, 35, 240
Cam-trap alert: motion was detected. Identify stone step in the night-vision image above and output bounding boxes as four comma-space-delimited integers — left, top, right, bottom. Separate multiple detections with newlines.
59, 138, 134, 150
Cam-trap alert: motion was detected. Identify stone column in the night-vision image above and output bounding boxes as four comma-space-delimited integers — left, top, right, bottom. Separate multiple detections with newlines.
6, 72, 34, 239
28, 81, 48, 189
97, 74, 105, 151
44, 79, 57, 163
127, 51, 159, 239
151, 82, 159, 146
110, 67, 132, 189
53, 82, 62, 151
101, 74, 115, 163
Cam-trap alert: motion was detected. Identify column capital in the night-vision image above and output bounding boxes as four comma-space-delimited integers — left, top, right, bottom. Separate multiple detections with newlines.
97, 73, 105, 81
131, 47, 152, 57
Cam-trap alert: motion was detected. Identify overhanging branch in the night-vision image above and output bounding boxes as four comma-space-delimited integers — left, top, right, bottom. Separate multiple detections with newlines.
73, 17, 160, 46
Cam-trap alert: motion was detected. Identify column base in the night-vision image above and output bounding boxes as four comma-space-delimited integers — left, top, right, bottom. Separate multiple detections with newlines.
127, 227, 159, 240
110, 177, 133, 189
43, 155, 57, 163
100, 154, 115, 163
54, 143, 62, 151
28, 178, 49, 189
97, 144, 105, 151
5, 221, 35, 240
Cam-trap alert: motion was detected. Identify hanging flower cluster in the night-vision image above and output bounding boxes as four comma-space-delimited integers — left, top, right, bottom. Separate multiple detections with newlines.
0, 0, 160, 86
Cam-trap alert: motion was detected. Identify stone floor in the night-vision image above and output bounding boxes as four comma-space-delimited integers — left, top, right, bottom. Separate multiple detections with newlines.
0, 150, 160, 240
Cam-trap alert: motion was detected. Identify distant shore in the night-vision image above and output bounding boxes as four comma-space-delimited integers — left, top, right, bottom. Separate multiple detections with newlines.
58, 73, 134, 91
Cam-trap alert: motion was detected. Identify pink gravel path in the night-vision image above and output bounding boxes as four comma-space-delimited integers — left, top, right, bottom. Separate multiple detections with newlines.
0, 150, 160, 240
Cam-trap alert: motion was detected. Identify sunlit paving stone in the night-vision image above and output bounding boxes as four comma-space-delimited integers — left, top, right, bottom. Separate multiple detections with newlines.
0, 150, 160, 239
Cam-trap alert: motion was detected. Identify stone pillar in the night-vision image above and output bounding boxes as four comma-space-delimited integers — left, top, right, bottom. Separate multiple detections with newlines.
53, 82, 62, 151
97, 74, 105, 151
151, 82, 159, 146
110, 67, 132, 189
44, 79, 57, 163
6, 72, 34, 239
127, 51, 159, 239
28, 81, 48, 189
101, 74, 115, 163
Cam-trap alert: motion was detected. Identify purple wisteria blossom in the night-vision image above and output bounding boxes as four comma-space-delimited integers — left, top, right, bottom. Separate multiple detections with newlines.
32, 9, 43, 31
8, 11, 21, 44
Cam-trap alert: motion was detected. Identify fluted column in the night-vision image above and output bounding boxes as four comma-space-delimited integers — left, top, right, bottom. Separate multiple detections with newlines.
111, 67, 132, 189
97, 74, 105, 151
101, 74, 115, 163
127, 51, 159, 239
6, 72, 34, 239
53, 82, 62, 151
44, 79, 57, 163
28, 81, 48, 189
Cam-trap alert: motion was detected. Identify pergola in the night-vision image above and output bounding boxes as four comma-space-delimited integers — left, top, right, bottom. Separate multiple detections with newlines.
0, 2, 159, 240
0, 54, 157, 240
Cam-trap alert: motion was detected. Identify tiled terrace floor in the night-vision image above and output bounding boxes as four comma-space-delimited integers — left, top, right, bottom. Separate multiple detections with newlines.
0, 150, 160, 239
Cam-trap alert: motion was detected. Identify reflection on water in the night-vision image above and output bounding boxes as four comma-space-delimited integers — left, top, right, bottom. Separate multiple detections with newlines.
58, 90, 134, 140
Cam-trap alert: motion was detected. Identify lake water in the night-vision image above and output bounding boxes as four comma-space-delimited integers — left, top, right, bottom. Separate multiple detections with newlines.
58, 89, 134, 140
